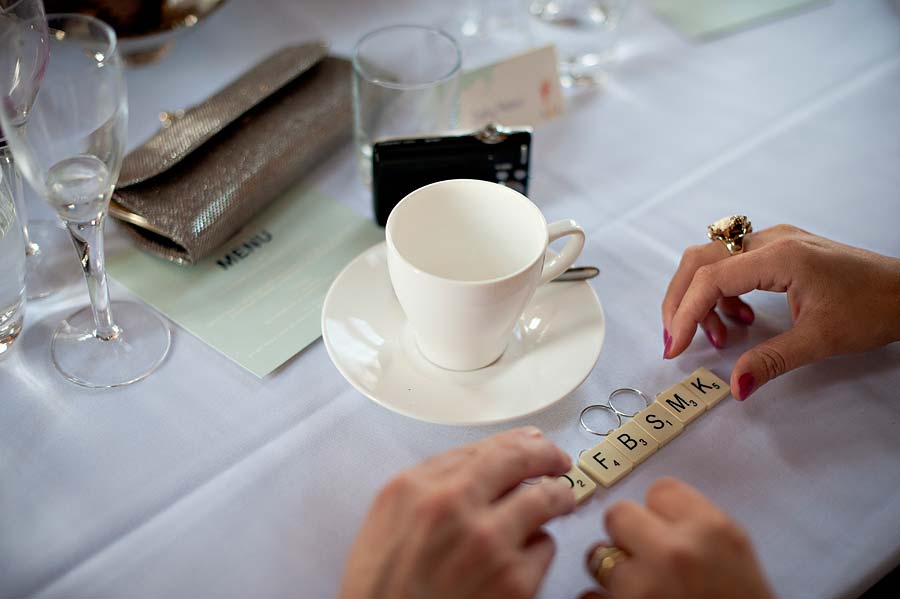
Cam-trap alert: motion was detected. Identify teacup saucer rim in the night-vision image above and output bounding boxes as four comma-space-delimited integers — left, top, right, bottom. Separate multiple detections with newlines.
321, 242, 605, 426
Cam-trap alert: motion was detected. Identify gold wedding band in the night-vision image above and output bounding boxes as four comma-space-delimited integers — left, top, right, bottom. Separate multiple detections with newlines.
588, 545, 627, 586
707, 215, 752, 255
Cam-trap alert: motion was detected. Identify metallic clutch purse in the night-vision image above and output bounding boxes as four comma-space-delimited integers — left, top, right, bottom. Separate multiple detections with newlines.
110, 42, 352, 265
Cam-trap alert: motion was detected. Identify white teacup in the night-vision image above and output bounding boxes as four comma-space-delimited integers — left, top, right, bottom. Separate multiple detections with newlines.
386, 179, 585, 371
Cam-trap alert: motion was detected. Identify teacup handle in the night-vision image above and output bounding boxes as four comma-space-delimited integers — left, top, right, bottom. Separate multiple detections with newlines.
540, 219, 586, 284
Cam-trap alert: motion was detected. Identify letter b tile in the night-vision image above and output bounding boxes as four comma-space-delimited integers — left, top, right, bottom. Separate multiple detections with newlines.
608, 420, 659, 465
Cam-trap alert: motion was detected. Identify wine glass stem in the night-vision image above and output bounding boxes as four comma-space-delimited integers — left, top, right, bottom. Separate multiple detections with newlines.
65, 214, 119, 341
0, 145, 39, 256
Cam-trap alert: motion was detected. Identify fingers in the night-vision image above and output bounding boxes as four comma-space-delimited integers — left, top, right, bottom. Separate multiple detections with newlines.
603, 500, 669, 557
661, 228, 772, 332
663, 228, 781, 339
667, 247, 792, 358
494, 478, 576, 544
513, 531, 558, 595
645, 477, 720, 522
467, 428, 571, 501
719, 296, 755, 325
662, 242, 727, 332
700, 310, 726, 349
731, 323, 826, 400
587, 552, 646, 597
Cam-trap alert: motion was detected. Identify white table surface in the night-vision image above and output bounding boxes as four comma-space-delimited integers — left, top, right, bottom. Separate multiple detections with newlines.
3, 1, 900, 597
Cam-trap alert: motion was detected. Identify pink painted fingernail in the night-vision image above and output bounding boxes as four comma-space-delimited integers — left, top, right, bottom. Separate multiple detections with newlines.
520, 426, 543, 438
738, 306, 755, 325
705, 329, 722, 349
663, 330, 672, 359
737, 373, 756, 401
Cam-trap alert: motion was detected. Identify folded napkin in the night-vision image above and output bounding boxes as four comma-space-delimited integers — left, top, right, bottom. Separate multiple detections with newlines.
110, 42, 352, 265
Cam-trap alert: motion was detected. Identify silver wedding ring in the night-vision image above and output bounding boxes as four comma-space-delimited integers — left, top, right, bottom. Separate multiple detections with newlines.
607, 387, 652, 418
579, 404, 622, 437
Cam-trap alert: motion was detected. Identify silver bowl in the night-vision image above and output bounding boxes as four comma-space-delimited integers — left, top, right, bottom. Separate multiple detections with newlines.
119, 0, 229, 65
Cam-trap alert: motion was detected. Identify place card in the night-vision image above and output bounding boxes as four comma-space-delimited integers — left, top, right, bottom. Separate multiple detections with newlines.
460, 44, 564, 130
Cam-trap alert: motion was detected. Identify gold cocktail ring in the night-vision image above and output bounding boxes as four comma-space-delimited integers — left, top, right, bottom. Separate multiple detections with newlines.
588, 545, 627, 587
707, 215, 752, 255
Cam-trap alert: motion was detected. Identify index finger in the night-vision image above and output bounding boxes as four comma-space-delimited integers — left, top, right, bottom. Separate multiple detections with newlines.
603, 500, 670, 558
667, 244, 792, 358
645, 477, 725, 523
434, 428, 572, 501
662, 242, 728, 332
662, 228, 774, 332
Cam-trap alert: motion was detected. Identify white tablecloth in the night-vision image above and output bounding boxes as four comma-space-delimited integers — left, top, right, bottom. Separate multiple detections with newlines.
3, 1, 900, 597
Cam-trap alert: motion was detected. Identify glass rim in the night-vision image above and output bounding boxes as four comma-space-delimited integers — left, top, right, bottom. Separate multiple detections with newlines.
45, 12, 119, 60
352, 24, 461, 91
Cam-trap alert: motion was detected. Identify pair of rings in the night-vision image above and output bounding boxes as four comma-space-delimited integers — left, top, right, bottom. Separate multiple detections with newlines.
579, 387, 652, 437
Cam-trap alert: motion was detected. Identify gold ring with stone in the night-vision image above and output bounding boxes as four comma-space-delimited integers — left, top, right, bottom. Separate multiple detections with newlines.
588, 545, 627, 587
707, 215, 752, 255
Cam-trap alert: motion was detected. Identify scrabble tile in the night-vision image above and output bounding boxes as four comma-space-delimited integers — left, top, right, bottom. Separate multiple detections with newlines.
579, 440, 633, 488
682, 367, 731, 409
608, 420, 659, 465
634, 403, 684, 446
544, 465, 597, 504
655, 383, 705, 425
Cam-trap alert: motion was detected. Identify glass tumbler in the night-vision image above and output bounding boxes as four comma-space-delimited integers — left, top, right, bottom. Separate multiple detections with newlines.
352, 25, 462, 184
0, 163, 25, 357
528, 0, 630, 87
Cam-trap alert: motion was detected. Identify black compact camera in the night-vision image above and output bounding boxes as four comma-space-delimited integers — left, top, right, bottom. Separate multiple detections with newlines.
371, 123, 533, 226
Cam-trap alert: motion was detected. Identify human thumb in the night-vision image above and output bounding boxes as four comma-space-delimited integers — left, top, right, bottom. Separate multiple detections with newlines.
730, 324, 824, 400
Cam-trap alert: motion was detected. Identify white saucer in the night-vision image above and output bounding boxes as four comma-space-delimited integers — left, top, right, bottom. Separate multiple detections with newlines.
321, 242, 606, 426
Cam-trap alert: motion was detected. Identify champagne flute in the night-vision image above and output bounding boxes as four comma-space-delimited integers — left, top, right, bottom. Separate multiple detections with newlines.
0, 163, 26, 356
0, 14, 170, 387
0, 0, 75, 300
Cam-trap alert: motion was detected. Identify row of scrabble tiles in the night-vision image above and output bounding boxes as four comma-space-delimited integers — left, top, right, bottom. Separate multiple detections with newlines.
548, 367, 731, 504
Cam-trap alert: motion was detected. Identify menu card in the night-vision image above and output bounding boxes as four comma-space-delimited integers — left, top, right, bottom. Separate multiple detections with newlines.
107, 186, 383, 377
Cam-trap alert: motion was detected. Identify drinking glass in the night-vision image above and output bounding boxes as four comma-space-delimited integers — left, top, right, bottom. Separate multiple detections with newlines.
0, 0, 74, 300
440, 0, 535, 69
528, 0, 629, 87
0, 165, 25, 357
0, 14, 171, 387
352, 25, 462, 184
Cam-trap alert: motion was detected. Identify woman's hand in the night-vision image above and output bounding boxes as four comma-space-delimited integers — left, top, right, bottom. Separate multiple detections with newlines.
340, 427, 575, 599
582, 478, 773, 599
662, 224, 900, 399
